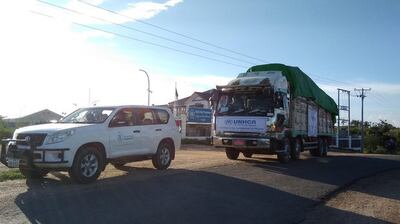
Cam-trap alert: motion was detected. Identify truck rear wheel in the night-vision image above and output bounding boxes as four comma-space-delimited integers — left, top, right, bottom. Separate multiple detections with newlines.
316, 138, 325, 157
322, 139, 328, 157
225, 148, 239, 160
277, 138, 290, 163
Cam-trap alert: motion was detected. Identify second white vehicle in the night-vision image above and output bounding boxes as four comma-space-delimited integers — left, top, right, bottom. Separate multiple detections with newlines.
0, 106, 181, 183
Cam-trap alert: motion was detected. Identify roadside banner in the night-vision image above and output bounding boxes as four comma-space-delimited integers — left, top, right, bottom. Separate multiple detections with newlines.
188, 108, 212, 123
308, 105, 318, 137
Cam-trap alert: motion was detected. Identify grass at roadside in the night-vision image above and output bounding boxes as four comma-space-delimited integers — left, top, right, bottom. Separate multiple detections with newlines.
0, 169, 25, 182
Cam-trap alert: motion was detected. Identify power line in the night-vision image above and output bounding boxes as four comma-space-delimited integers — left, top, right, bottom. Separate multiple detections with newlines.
77, 0, 267, 63
38, 0, 367, 86
37, 0, 254, 66
35, 0, 384, 90
29, 10, 248, 68
369, 94, 386, 107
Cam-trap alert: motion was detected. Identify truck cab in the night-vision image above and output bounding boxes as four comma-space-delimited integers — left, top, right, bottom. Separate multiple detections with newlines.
212, 71, 291, 161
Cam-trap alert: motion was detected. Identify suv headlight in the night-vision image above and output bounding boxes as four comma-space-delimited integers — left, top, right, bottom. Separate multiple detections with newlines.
45, 129, 75, 145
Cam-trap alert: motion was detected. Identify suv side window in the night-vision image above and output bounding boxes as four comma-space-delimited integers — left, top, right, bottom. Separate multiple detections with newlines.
154, 109, 169, 124
109, 108, 137, 127
137, 109, 156, 125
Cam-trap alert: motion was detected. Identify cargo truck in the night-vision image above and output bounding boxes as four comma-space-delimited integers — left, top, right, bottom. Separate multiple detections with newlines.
211, 64, 338, 163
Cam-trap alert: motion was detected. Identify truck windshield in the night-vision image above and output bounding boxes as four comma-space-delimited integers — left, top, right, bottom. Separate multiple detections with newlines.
60, 107, 115, 124
217, 92, 274, 116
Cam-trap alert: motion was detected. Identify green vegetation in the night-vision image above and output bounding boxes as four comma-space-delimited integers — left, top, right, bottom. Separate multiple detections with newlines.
0, 169, 25, 182
352, 120, 400, 154
0, 116, 13, 140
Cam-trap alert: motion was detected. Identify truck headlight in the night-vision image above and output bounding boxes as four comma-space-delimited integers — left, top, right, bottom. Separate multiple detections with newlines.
45, 129, 75, 145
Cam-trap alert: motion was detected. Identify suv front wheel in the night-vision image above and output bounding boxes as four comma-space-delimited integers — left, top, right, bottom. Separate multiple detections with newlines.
69, 146, 104, 184
152, 142, 173, 170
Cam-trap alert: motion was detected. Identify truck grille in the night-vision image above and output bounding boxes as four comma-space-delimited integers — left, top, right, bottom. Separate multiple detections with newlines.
17, 133, 47, 147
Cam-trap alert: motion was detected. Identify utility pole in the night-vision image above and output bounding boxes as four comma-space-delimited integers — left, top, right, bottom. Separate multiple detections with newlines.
337, 89, 351, 149
354, 88, 371, 152
139, 69, 151, 106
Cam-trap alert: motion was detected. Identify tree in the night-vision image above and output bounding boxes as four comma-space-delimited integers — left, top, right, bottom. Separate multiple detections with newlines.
0, 116, 12, 140
365, 120, 398, 153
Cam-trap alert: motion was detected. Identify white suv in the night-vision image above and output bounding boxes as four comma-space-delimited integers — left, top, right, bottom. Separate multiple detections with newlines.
1, 106, 181, 183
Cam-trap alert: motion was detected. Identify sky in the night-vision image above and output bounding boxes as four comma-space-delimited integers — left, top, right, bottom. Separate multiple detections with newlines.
0, 0, 399, 126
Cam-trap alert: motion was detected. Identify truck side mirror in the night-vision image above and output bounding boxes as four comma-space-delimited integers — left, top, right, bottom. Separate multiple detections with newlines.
209, 91, 219, 109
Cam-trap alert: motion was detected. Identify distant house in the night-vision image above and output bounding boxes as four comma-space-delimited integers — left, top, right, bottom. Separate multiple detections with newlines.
5, 109, 63, 128
168, 89, 215, 139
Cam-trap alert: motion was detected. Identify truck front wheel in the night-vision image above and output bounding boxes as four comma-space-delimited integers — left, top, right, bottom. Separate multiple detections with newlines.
277, 138, 290, 163
225, 148, 239, 160
290, 138, 302, 160
243, 152, 253, 158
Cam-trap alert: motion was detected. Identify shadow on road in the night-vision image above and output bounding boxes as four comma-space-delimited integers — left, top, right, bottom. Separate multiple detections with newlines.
238, 152, 400, 201
14, 164, 390, 224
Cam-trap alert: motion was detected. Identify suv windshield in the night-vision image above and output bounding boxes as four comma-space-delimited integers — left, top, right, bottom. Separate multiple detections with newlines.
217, 92, 274, 116
60, 107, 115, 124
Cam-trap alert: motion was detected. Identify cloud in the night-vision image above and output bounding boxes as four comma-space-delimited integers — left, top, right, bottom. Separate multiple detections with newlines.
0, 3, 214, 119
119, 0, 183, 21
57, 0, 184, 25
85, 0, 107, 5
81, 30, 115, 39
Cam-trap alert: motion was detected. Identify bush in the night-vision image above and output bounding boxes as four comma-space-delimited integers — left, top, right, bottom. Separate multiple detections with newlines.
364, 134, 379, 151
0, 128, 12, 140
0, 116, 13, 140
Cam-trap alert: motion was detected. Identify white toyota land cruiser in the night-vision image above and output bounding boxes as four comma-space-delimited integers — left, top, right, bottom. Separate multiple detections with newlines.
0, 106, 181, 183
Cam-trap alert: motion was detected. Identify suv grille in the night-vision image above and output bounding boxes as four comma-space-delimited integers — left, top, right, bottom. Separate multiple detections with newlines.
17, 133, 47, 147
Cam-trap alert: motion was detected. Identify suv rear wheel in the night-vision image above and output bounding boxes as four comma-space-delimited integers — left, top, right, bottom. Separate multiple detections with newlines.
152, 142, 172, 170
69, 146, 104, 184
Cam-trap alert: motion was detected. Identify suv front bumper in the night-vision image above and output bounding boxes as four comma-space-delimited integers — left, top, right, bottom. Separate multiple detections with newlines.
1, 139, 70, 168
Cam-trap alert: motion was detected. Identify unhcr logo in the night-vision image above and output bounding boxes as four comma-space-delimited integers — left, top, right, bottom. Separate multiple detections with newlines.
224, 119, 256, 126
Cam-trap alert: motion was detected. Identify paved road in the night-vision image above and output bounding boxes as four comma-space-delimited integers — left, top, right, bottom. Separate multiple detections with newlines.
0, 147, 399, 224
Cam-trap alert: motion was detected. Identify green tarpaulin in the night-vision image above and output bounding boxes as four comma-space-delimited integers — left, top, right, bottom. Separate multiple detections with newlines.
247, 63, 338, 116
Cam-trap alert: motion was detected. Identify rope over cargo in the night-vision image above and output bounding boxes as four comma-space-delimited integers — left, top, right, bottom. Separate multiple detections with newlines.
247, 63, 338, 116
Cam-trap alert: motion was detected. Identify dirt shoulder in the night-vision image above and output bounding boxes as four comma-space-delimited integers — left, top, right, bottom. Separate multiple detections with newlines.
303, 168, 400, 224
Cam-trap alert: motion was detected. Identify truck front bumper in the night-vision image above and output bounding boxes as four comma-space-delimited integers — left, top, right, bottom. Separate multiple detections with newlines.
212, 136, 271, 149
1, 139, 70, 168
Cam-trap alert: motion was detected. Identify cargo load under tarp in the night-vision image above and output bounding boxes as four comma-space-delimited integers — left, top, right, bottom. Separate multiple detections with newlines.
247, 63, 338, 116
